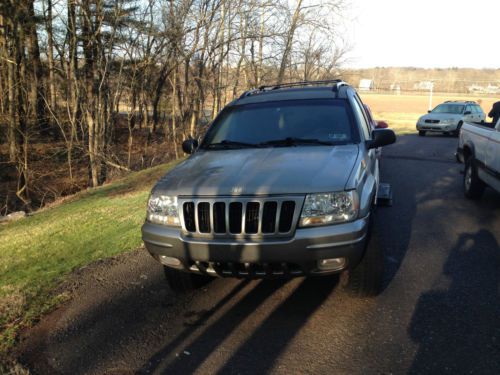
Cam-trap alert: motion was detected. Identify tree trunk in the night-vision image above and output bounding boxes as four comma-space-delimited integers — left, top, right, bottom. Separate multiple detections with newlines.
45, 0, 56, 113
277, 0, 303, 84
26, 0, 48, 135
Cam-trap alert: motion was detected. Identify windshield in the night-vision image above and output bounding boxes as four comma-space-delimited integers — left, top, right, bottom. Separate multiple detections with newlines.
202, 99, 356, 148
431, 104, 464, 114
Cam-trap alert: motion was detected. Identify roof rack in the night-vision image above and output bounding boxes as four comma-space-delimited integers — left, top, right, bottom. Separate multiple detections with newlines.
238, 80, 349, 99
444, 100, 477, 104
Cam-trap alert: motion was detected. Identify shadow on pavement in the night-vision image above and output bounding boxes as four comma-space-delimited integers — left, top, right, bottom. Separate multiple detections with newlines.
408, 230, 500, 374
140, 276, 338, 374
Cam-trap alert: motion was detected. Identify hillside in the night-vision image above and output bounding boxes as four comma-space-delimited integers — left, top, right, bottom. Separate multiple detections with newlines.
0, 160, 180, 359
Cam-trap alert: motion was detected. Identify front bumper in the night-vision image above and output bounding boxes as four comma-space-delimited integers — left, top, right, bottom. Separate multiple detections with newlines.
416, 122, 458, 132
141, 215, 370, 278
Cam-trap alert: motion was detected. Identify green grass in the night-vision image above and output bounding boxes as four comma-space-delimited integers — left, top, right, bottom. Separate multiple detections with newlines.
373, 111, 419, 135
0, 159, 181, 359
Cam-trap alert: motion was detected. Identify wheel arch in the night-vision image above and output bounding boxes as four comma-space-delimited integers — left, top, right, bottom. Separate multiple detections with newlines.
462, 142, 474, 161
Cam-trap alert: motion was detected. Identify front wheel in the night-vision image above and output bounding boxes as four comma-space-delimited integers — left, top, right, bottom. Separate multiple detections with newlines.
341, 224, 384, 297
163, 266, 213, 293
418, 130, 426, 137
464, 158, 485, 200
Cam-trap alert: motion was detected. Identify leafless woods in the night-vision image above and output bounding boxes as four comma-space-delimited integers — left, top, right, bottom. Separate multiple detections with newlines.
0, 0, 349, 212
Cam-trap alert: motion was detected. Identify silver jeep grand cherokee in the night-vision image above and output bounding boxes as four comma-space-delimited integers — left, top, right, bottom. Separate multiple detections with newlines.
142, 81, 396, 296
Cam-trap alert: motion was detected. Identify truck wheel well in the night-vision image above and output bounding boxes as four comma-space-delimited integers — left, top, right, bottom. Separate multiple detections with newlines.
463, 146, 472, 161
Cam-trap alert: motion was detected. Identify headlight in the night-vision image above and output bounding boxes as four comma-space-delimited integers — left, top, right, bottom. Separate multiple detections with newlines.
147, 194, 180, 226
299, 191, 359, 227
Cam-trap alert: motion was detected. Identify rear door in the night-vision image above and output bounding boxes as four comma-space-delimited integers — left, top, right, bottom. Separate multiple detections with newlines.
475, 105, 486, 122
464, 105, 475, 123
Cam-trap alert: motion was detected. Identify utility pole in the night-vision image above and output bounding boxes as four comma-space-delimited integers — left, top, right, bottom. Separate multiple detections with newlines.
428, 81, 434, 111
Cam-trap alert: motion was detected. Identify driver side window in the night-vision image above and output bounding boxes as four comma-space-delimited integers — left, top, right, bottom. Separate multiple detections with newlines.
351, 95, 371, 140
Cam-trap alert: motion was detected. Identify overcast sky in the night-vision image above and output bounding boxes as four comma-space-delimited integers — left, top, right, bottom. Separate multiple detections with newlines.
344, 0, 499, 69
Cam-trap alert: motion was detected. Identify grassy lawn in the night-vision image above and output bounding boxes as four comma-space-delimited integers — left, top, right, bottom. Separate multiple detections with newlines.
0, 159, 180, 359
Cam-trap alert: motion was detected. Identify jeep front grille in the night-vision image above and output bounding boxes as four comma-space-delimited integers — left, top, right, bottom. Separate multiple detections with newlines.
180, 197, 304, 238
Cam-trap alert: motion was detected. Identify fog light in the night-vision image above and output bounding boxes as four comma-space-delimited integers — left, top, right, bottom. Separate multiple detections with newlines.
159, 255, 182, 267
318, 257, 346, 271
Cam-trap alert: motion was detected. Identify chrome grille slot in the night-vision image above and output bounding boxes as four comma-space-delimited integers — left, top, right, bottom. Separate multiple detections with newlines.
245, 202, 260, 234
213, 202, 226, 233
197, 203, 211, 233
179, 196, 304, 238
229, 202, 243, 234
279, 201, 295, 232
183, 202, 196, 232
262, 202, 278, 233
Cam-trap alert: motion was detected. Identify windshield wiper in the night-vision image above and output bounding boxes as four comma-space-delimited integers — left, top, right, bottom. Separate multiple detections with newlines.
260, 137, 336, 147
205, 140, 259, 149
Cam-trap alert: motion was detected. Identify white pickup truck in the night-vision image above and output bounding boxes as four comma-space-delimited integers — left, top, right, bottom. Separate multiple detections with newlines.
457, 119, 500, 199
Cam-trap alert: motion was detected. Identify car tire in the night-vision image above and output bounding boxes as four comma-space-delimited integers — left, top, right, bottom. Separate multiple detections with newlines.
454, 122, 463, 137
341, 218, 384, 297
464, 157, 485, 200
418, 130, 426, 137
163, 266, 213, 293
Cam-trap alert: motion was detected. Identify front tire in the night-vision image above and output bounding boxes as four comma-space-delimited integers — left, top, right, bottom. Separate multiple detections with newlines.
163, 266, 213, 293
464, 158, 485, 200
418, 130, 426, 137
342, 221, 384, 297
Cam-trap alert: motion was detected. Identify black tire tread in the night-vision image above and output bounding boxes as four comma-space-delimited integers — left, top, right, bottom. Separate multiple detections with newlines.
464, 158, 485, 200
163, 266, 212, 293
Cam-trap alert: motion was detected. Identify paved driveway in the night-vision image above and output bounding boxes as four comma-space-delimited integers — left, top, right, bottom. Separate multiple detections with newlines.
21, 134, 500, 374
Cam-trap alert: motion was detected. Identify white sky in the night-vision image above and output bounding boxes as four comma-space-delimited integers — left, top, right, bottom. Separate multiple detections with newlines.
344, 0, 500, 69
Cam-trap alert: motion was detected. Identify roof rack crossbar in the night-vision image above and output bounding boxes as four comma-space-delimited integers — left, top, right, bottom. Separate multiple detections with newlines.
257, 79, 345, 92
237, 80, 349, 100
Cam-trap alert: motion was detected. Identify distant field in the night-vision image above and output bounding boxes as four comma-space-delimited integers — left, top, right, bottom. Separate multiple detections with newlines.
360, 93, 498, 135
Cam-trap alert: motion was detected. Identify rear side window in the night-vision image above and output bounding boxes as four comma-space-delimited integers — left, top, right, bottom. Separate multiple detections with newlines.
203, 99, 358, 145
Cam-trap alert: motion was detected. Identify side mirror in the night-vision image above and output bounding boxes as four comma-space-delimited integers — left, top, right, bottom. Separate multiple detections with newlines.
464, 111, 472, 115
376, 121, 389, 129
367, 129, 396, 149
182, 138, 199, 154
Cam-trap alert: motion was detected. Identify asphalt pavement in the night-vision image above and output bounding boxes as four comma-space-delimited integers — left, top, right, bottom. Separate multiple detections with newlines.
20, 133, 500, 374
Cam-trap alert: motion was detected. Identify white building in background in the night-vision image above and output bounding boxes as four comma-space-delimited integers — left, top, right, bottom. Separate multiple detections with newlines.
358, 79, 374, 91
414, 81, 434, 91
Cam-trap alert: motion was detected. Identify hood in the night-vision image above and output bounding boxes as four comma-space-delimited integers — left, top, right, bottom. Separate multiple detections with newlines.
153, 145, 360, 196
